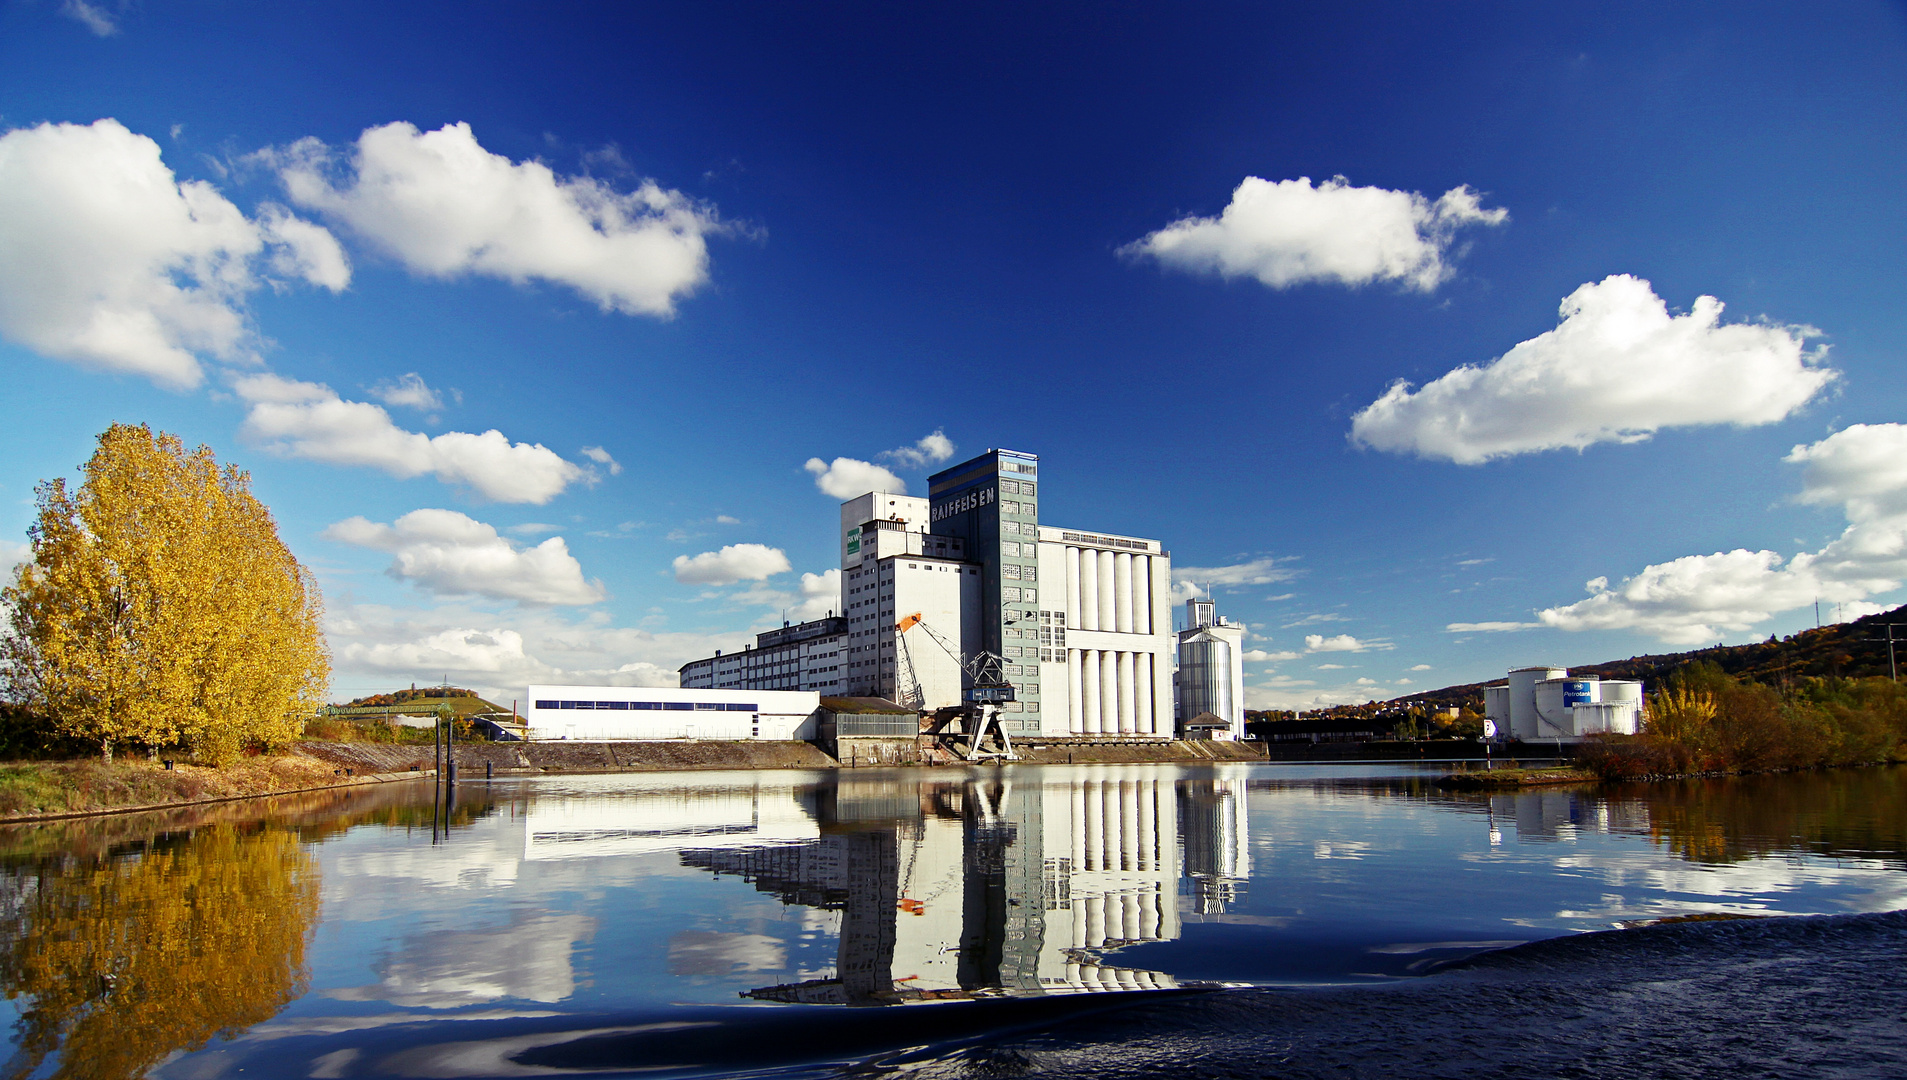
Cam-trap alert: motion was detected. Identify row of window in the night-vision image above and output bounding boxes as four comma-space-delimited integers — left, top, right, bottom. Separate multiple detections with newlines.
536, 700, 759, 712
1003, 564, 1037, 580
1002, 586, 1039, 604
1000, 500, 1036, 516
1059, 532, 1152, 551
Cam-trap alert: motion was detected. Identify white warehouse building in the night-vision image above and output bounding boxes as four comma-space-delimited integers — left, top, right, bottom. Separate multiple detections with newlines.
1483, 666, 1643, 742
526, 685, 822, 742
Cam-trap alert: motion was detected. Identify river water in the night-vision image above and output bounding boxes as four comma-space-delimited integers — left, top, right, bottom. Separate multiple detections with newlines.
1, 762, 1902, 1078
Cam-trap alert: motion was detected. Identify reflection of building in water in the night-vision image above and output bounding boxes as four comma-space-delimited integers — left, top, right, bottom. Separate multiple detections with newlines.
522, 782, 821, 860
687, 769, 1239, 1004
1177, 776, 1251, 914
1488, 790, 1651, 843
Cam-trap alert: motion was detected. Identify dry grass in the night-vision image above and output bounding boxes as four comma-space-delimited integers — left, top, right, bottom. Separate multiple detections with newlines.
1436, 766, 1598, 790
0, 754, 350, 820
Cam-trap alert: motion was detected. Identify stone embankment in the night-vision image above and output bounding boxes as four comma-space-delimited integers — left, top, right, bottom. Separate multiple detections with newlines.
299, 737, 1271, 776
297, 738, 838, 775
0, 737, 1307, 825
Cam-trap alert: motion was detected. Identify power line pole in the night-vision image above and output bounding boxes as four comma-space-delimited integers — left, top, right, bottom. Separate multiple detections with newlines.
1855, 623, 1902, 683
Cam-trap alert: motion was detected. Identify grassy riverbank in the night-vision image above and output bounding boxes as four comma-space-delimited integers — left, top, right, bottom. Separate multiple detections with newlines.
1576, 665, 1907, 780
1435, 766, 1598, 790
0, 754, 379, 820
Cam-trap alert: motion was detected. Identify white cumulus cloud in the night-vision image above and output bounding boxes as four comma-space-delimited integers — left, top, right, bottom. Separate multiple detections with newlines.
1, 538, 30, 583
1242, 649, 1302, 663
1535, 424, 1907, 644
1445, 621, 1541, 633
368, 372, 450, 411
1123, 175, 1505, 292
0, 119, 347, 390
272, 121, 721, 317
879, 430, 956, 470
805, 456, 907, 499
733, 568, 844, 623
793, 569, 842, 621
579, 445, 622, 475
1306, 633, 1384, 653
672, 543, 792, 586
1351, 275, 1834, 464
324, 509, 602, 605
319, 600, 752, 705
235, 374, 584, 504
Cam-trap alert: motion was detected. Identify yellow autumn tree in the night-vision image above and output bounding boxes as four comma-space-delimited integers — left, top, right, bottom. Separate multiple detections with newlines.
1, 424, 329, 763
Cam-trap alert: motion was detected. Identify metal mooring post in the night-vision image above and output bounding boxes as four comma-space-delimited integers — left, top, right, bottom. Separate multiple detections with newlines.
446, 715, 457, 787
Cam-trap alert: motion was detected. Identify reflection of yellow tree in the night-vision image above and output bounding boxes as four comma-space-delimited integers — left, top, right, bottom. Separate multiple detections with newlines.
0, 823, 320, 1080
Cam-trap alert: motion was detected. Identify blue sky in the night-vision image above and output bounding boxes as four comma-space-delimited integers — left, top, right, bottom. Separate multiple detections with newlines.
3, 2, 1905, 708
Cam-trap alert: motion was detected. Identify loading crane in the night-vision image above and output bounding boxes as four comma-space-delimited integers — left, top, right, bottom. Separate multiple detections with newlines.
895, 612, 1019, 761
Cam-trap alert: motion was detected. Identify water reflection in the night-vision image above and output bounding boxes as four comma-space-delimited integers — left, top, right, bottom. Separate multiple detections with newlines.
0, 823, 319, 1080
0, 764, 1902, 1078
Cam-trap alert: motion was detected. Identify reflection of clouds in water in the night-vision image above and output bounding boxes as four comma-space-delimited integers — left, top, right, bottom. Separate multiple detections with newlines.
327, 912, 595, 1008
331, 841, 522, 892
667, 931, 786, 976
1313, 840, 1372, 860
1548, 852, 1907, 918
320, 812, 707, 926
238, 1008, 564, 1042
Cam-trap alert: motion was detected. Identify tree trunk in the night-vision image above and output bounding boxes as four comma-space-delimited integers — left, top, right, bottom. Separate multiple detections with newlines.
101, 739, 113, 764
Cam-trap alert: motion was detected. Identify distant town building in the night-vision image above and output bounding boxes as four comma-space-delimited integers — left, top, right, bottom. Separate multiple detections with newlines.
1176, 599, 1246, 740
1483, 666, 1643, 742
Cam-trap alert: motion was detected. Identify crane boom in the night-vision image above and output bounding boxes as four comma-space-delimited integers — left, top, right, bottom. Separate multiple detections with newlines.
895, 613, 1013, 702
894, 611, 1018, 761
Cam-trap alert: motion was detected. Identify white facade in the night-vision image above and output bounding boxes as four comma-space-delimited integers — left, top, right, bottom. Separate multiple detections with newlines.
1176, 599, 1247, 739
1036, 527, 1176, 737
840, 500, 982, 707
1484, 667, 1643, 741
526, 685, 821, 741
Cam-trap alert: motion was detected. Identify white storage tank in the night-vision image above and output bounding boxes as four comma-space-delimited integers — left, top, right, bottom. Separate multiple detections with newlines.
1533, 677, 1579, 738
1597, 680, 1643, 734
1483, 685, 1510, 735
1508, 666, 1566, 740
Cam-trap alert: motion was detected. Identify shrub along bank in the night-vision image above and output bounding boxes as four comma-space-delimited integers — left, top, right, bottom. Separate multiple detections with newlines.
1577, 663, 1907, 780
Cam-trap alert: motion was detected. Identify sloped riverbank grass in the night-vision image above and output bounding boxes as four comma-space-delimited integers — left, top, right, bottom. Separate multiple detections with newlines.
0, 754, 363, 819
1578, 663, 1907, 780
